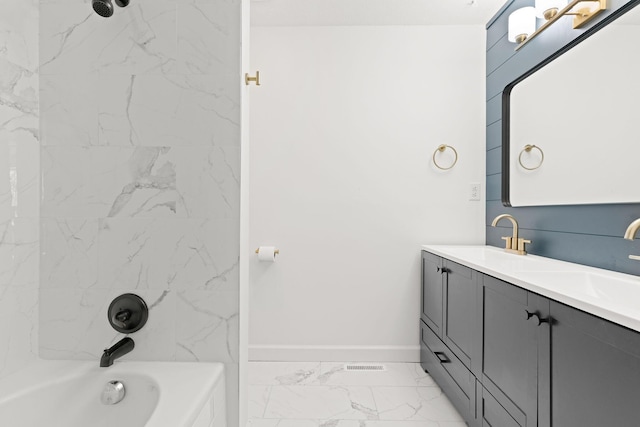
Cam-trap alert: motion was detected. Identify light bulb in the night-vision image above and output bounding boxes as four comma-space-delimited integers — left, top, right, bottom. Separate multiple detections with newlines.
508, 7, 537, 44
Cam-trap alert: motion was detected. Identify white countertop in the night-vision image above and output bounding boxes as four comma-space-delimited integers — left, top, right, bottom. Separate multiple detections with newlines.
422, 245, 640, 333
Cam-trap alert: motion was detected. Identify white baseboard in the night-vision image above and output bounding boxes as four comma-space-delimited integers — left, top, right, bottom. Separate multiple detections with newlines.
249, 345, 420, 362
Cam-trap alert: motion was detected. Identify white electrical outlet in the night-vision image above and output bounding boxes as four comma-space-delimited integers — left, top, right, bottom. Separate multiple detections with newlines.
469, 183, 481, 201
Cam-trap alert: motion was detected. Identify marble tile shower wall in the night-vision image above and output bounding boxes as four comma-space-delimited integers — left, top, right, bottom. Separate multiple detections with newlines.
0, 0, 40, 378
38, 0, 241, 424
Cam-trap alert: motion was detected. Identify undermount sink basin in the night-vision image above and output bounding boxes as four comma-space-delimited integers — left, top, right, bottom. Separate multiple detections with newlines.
518, 270, 640, 304
437, 245, 570, 272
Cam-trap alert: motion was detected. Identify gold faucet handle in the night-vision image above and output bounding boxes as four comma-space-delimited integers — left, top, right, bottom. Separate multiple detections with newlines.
501, 236, 513, 250
630, 255, 640, 261
517, 238, 531, 254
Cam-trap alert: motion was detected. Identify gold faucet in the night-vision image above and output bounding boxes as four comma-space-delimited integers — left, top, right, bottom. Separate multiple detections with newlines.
491, 214, 531, 255
623, 218, 640, 261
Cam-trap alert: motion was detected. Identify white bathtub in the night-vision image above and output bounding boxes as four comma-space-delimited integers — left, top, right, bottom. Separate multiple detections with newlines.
0, 360, 226, 427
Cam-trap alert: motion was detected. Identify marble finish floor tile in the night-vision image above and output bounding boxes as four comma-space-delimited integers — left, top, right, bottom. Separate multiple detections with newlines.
248, 362, 435, 387
248, 420, 466, 427
249, 385, 272, 419
372, 386, 464, 422
248, 362, 465, 426
264, 385, 378, 420
249, 362, 322, 386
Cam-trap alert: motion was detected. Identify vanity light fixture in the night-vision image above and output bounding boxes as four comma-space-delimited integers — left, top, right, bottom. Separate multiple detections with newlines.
510, 0, 607, 50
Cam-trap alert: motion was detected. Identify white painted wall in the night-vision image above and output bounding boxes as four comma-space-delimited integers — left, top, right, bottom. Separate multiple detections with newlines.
249, 26, 486, 362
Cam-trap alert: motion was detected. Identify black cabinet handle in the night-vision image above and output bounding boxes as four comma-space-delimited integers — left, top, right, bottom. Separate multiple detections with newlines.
537, 316, 551, 326
434, 351, 450, 364
525, 309, 551, 326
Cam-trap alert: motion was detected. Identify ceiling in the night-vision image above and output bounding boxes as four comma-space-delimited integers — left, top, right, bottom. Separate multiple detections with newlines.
250, 0, 509, 26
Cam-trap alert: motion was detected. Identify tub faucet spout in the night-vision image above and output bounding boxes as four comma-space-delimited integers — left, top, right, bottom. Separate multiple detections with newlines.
100, 337, 134, 367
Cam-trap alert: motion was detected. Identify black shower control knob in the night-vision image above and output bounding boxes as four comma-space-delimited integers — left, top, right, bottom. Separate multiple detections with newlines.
113, 309, 132, 329
107, 294, 148, 334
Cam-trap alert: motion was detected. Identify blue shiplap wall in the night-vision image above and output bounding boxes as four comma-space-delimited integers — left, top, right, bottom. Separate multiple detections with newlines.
486, 0, 640, 276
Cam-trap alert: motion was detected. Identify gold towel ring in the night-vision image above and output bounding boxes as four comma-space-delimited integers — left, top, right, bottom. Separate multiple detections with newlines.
518, 144, 544, 171
432, 144, 458, 170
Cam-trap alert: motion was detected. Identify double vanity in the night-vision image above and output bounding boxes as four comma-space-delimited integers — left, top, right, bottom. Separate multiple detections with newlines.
419, 243, 640, 427
461, 0, 640, 424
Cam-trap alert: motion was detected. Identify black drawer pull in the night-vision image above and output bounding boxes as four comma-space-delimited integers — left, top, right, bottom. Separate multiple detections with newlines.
434, 351, 450, 364
525, 309, 536, 320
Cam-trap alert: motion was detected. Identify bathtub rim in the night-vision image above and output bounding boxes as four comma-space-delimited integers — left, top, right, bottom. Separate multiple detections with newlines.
0, 360, 225, 427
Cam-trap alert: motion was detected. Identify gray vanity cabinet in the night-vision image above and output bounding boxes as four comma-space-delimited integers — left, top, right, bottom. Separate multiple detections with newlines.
421, 320, 478, 424
477, 275, 549, 427
420, 252, 481, 425
546, 300, 640, 427
443, 260, 481, 372
421, 251, 444, 335
421, 251, 480, 368
420, 251, 640, 427
421, 249, 640, 427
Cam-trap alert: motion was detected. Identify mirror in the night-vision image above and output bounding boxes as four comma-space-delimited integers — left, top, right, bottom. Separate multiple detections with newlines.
505, 4, 640, 207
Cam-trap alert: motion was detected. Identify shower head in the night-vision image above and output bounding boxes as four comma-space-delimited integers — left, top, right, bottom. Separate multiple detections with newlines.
92, 0, 130, 18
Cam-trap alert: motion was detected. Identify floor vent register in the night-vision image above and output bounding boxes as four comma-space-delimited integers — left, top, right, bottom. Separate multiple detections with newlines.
344, 364, 386, 372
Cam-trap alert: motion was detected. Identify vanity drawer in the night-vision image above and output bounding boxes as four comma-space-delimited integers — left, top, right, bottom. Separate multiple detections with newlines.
478, 384, 521, 427
420, 320, 476, 424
